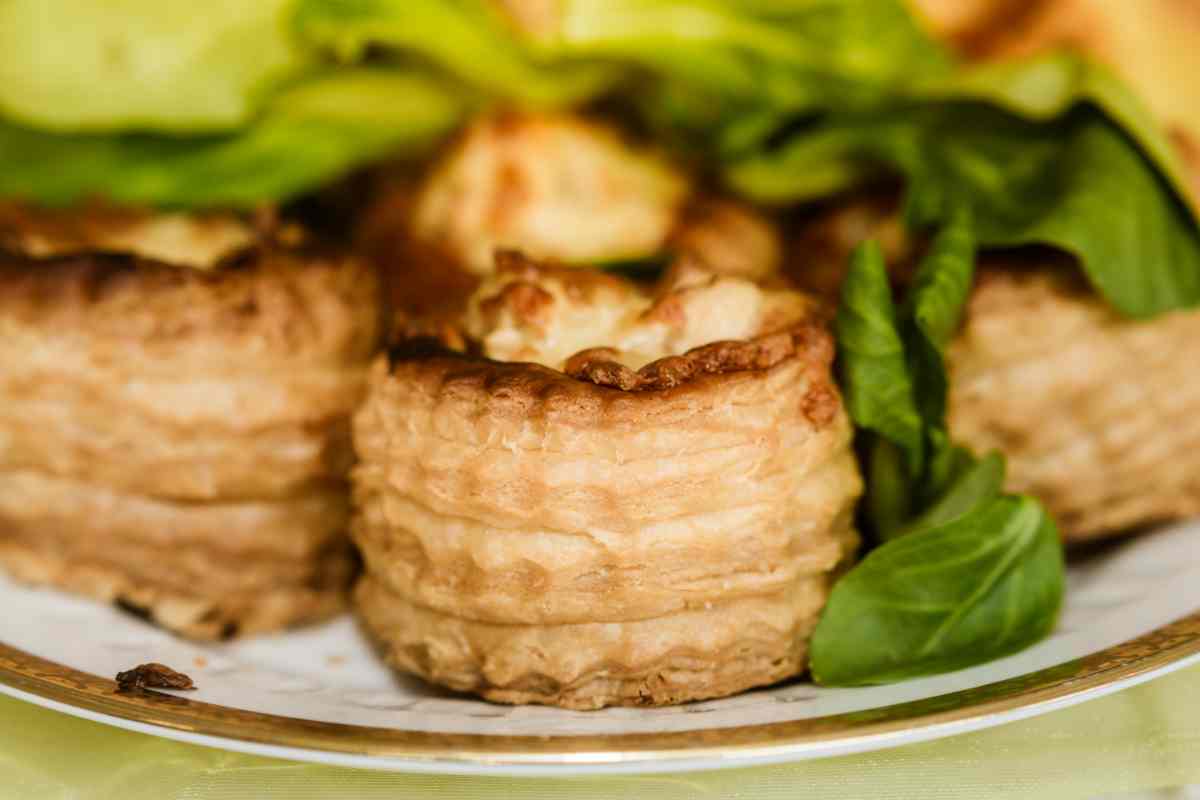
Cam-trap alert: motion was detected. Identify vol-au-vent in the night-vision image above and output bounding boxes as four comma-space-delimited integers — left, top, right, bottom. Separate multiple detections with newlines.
351, 252, 862, 709
0, 206, 385, 639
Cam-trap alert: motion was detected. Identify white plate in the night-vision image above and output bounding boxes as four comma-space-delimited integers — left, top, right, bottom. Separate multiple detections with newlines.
1, 521, 1198, 776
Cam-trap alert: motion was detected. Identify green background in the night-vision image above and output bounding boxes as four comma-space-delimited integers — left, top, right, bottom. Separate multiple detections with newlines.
3, 664, 1199, 799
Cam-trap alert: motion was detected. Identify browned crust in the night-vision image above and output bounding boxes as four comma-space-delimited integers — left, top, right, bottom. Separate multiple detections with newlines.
387, 318, 837, 422
0, 245, 383, 364
398, 247, 836, 398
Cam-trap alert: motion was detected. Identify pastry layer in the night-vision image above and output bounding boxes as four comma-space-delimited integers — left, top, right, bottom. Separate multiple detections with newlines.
357, 573, 832, 710
948, 267, 1200, 540
0, 226, 383, 637
354, 350, 860, 624
0, 469, 353, 639
0, 246, 382, 500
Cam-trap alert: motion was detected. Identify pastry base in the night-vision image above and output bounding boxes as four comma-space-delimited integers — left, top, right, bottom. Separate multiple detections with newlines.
0, 470, 354, 639
357, 575, 832, 710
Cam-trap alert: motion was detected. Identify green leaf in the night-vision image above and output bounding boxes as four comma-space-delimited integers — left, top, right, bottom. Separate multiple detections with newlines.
865, 437, 913, 541
903, 208, 976, 424
971, 111, 1200, 318
0, 70, 468, 209
810, 494, 1064, 686
826, 236, 1063, 680
910, 51, 1193, 209
734, 105, 1200, 319
905, 106, 1200, 318
293, 0, 617, 106
900, 451, 1006, 535
835, 240, 925, 474
554, 0, 949, 157
556, 0, 947, 106
0, 0, 307, 133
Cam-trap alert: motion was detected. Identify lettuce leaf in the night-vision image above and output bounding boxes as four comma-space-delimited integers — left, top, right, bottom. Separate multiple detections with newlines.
0, 0, 307, 133
732, 104, 1200, 318
0, 70, 468, 208
553, 0, 949, 156
293, 0, 617, 106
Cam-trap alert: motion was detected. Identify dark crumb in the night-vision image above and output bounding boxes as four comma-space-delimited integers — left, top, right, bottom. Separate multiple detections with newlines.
115, 663, 196, 692
113, 597, 153, 623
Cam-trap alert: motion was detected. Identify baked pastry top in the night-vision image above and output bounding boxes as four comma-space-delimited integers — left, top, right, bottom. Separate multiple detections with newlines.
412, 113, 690, 275
0, 201, 256, 269
463, 251, 808, 375
360, 111, 782, 327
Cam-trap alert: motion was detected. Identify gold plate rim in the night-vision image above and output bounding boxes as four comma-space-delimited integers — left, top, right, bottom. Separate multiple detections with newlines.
1, 610, 1199, 770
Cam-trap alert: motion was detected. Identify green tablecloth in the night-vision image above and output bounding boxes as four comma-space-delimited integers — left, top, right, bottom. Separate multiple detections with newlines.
4, 665, 1200, 799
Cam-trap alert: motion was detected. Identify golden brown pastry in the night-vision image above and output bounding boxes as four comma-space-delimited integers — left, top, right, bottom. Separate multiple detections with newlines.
788, 194, 1200, 542
0, 201, 257, 269
352, 252, 861, 708
411, 112, 690, 276
359, 111, 783, 318
947, 264, 1200, 541
0, 212, 384, 638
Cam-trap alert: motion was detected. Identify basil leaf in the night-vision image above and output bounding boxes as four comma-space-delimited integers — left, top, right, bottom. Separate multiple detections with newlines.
835, 240, 924, 475
810, 494, 1064, 686
0, 70, 467, 209
865, 437, 913, 541
970, 111, 1200, 318
900, 106, 1200, 319
919, 429, 975, 508
900, 450, 1005, 534
825, 235, 1064, 679
903, 208, 976, 424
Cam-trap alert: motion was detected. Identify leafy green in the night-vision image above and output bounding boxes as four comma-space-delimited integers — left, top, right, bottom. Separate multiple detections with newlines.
864, 437, 913, 541
810, 495, 1064, 686
729, 56, 1200, 318
835, 240, 925, 475
900, 451, 1005, 534
0, 0, 307, 133
0, 70, 468, 208
903, 209, 976, 424
293, 0, 617, 106
553, 0, 949, 157
909, 52, 1192, 205
899, 106, 1200, 318
816, 235, 1064, 684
